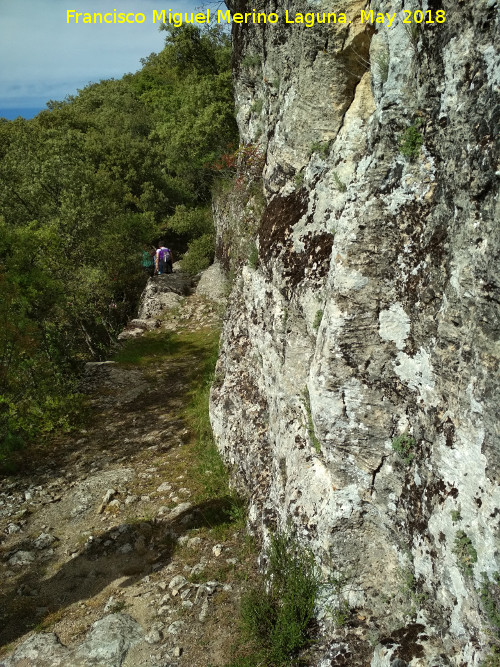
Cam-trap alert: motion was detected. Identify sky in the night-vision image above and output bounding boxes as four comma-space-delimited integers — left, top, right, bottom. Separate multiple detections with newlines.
0, 0, 200, 119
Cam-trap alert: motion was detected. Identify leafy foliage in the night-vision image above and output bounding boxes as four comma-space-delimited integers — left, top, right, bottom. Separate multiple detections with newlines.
0, 24, 237, 463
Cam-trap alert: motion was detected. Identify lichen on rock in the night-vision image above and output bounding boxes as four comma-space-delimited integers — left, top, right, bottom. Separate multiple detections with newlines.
210, 0, 500, 663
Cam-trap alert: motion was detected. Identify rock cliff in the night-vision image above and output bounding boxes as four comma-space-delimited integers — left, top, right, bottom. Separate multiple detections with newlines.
210, 0, 500, 663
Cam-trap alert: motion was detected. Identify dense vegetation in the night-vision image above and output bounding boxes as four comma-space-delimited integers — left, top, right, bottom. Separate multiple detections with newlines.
0, 25, 237, 466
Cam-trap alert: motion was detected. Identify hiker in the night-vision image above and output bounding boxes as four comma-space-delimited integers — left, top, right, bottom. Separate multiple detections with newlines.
142, 245, 155, 277
155, 244, 173, 275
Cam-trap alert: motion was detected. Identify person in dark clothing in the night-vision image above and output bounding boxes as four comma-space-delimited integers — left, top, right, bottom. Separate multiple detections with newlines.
155, 244, 173, 275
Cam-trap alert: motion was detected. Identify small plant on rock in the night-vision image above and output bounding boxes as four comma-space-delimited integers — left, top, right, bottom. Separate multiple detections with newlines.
399, 122, 423, 160
309, 141, 330, 158
479, 571, 500, 638
247, 242, 259, 269
332, 171, 347, 192
331, 599, 351, 627
392, 432, 416, 464
405, 22, 420, 51
302, 388, 321, 454
313, 309, 323, 331
453, 530, 477, 577
239, 530, 321, 664
398, 565, 428, 613
374, 47, 390, 83
242, 54, 261, 68
294, 171, 305, 188
250, 99, 263, 114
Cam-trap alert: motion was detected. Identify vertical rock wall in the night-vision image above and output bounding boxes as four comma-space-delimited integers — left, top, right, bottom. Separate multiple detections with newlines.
210, 0, 500, 663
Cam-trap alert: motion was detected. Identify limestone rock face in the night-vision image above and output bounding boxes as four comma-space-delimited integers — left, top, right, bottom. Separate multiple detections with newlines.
210, 0, 499, 663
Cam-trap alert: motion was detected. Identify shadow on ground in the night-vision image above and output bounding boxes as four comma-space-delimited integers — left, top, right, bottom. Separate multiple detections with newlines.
2, 334, 215, 489
0, 497, 235, 648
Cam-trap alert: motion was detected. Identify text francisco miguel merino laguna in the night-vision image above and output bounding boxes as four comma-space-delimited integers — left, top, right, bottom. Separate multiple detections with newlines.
67, 8, 445, 28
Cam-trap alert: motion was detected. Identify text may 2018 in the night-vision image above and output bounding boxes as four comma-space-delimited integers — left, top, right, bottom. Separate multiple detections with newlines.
66, 9, 447, 27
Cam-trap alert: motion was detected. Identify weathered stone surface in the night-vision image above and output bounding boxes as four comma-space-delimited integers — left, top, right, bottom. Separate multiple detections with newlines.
0, 614, 142, 667
33, 533, 56, 550
0, 633, 68, 666
210, 0, 500, 663
195, 262, 228, 305
137, 274, 191, 320
8, 551, 35, 566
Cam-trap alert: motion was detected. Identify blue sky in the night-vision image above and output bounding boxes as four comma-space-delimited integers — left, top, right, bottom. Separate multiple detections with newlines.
0, 0, 200, 118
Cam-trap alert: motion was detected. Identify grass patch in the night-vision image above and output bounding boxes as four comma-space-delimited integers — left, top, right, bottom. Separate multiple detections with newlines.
180, 327, 246, 535
113, 331, 179, 365
309, 141, 330, 158
332, 171, 347, 192
235, 530, 321, 665
482, 646, 500, 667
302, 388, 321, 454
374, 48, 390, 83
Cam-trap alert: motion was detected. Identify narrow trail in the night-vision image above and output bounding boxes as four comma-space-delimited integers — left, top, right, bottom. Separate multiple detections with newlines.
0, 277, 257, 667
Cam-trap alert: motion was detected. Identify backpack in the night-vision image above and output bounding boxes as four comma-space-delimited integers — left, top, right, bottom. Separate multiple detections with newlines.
159, 248, 171, 262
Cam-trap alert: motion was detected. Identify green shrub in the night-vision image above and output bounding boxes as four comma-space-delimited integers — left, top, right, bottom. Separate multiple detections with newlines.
309, 141, 330, 158
313, 309, 323, 330
399, 124, 423, 160
180, 233, 215, 275
392, 432, 416, 464
453, 531, 477, 577
247, 242, 259, 269
0, 430, 26, 474
240, 531, 320, 664
294, 172, 304, 188
250, 99, 263, 114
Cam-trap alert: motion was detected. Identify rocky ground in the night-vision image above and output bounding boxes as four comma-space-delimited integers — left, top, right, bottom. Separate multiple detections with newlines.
0, 269, 259, 667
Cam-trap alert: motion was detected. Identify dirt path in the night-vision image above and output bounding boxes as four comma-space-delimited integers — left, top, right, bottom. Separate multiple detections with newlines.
0, 290, 257, 667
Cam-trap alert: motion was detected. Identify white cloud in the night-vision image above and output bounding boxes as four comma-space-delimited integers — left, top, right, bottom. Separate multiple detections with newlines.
0, 0, 200, 109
